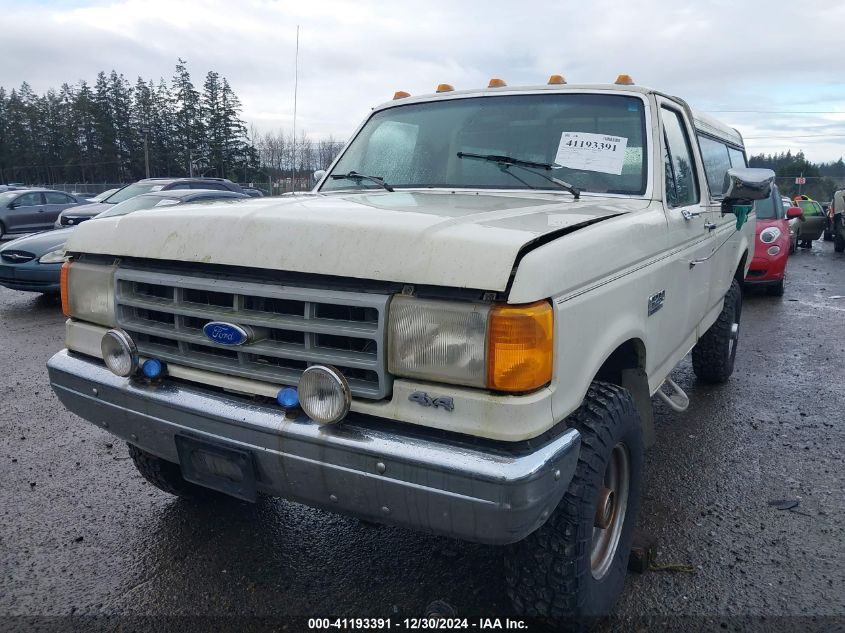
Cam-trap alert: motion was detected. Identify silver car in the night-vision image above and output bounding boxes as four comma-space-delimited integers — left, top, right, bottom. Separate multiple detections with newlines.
0, 189, 85, 239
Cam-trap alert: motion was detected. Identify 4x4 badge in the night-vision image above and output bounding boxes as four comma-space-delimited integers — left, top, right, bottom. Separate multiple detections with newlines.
408, 391, 454, 412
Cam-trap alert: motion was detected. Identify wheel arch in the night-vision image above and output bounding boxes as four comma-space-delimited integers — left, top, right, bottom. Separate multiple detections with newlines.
735, 249, 749, 286
592, 337, 655, 448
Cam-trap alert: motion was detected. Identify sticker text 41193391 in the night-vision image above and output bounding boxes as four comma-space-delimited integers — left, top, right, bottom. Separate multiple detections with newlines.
554, 132, 628, 175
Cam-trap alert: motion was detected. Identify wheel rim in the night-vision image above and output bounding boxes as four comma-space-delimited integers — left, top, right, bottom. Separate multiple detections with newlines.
590, 443, 630, 580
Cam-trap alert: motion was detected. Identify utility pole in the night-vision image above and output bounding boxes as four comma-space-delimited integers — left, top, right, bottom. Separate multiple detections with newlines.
141, 127, 150, 178
292, 24, 299, 191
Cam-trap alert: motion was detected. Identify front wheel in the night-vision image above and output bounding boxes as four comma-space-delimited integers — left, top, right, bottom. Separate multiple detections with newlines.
766, 279, 785, 297
692, 278, 742, 383
504, 382, 643, 623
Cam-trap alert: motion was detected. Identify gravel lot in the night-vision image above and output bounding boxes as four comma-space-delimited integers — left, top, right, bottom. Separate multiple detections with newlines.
1, 238, 843, 632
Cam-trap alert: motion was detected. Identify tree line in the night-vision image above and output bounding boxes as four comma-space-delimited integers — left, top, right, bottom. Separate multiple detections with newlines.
749, 151, 845, 200
0, 60, 345, 189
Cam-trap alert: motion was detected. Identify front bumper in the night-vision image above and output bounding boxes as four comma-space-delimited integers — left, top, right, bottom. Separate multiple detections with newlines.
0, 262, 61, 292
47, 350, 580, 545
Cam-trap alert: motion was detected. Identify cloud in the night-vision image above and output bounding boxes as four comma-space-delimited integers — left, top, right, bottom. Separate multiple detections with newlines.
1, 0, 844, 160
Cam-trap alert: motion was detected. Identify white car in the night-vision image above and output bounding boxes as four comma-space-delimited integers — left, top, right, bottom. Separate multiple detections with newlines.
49, 75, 772, 622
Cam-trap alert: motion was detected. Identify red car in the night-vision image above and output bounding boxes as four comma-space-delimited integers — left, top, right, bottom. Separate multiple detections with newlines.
745, 185, 801, 296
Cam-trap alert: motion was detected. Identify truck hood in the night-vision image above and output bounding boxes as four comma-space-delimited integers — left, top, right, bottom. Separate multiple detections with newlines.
66, 191, 647, 291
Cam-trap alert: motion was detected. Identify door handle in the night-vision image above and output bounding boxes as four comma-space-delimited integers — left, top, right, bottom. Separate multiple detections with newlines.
681, 209, 702, 220
704, 221, 717, 231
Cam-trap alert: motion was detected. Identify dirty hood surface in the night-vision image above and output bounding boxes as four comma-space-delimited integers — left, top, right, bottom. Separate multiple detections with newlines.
66, 191, 647, 291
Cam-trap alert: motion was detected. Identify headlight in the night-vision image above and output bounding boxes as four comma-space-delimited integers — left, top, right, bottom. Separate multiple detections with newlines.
39, 247, 67, 264
61, 260, 117, 326
760, 227, 781, 244
388, 296, 553, 393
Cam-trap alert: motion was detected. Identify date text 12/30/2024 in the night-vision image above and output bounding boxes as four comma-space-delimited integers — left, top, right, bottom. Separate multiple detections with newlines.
307, 618, 528, 630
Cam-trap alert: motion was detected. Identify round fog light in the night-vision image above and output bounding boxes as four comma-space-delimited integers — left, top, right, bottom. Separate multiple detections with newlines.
101, 329, 139, 377
298, 365, 351, 425
767, 245, 781, 256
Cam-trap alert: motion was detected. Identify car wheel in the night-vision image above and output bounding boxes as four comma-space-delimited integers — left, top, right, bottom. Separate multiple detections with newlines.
692, 278, 741, 383
504, 382, 643, 624
127, 443, 230, 501
766, 279, 785, 297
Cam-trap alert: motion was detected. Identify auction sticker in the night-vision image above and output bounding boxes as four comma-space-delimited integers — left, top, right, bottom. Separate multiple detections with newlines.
554, 132, 628, 175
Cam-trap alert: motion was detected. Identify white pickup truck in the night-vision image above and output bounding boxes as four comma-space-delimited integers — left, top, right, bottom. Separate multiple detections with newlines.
48, 76, 774, 622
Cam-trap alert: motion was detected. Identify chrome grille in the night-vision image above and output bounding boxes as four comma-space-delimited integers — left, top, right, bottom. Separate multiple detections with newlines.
114, 269, 391, 399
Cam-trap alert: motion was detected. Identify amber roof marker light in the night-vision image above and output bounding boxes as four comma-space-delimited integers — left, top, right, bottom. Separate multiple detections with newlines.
393, 90, 411, 100
614, 74, 635, 85
436, 83, 455, 93
488, 78, 507, 88
547, 74, 567, 85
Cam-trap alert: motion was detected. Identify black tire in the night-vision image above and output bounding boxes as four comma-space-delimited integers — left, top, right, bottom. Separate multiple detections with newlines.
127, 443, 222, 500
504, 382, 643, 624
766, 279, 785, 297
692, 278, 741, 383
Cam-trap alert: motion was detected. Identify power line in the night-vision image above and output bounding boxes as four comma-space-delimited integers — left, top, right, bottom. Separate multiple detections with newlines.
705, 110, 845, 114
744, 134, 845, 139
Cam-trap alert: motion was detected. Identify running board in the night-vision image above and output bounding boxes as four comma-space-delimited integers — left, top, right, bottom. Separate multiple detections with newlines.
656, 378, 690, 412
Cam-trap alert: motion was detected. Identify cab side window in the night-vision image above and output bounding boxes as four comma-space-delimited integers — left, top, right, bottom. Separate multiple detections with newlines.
662, 108, 699, 208
698, 136, 732, 196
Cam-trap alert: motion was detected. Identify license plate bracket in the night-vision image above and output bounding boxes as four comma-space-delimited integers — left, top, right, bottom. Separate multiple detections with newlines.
175, 436, 257, 502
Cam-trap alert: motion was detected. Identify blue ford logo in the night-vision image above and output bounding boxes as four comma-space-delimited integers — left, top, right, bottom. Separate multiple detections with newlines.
202, 322, 251, 346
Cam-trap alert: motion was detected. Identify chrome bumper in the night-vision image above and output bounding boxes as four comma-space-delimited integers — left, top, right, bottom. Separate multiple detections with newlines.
47, 350, 580, 545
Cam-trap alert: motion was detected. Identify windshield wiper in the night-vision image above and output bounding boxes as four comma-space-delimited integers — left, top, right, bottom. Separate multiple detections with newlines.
456, 151, 580, 199
329, 170, 394, 192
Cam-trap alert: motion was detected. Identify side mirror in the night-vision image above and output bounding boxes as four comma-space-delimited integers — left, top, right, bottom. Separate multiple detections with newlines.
722, 168, 775, 213
313, 169, 326, 183
8, 202, 19, 209
786, 206, 804, 220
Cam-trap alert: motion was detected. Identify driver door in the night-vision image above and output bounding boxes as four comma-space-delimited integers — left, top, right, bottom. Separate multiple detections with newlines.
8, 192, 46, 232
659, 103, 714, 344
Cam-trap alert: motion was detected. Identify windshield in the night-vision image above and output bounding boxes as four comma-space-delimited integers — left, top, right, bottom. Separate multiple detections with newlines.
321, 93, 648, 195
104, 183, 168, 204
96, 195, 180, 218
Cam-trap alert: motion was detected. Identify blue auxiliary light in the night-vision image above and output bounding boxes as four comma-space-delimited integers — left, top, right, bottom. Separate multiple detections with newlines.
277, 386, 300, 409
142, 358, 165, 379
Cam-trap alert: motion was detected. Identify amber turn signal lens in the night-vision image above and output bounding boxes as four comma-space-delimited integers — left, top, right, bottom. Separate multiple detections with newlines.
487, 300, 553, 393
60, 260, 71, 317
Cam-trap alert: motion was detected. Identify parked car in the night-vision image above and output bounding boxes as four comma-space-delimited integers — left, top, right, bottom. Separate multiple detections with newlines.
832, 189, 845, 253
86, 188, 120, 203
49, 76, 773, 623
792, 196, 827, 247
242, 187, 265, 198
745, 185, 800, 296
0, 190, 247, 293
781, 195, 799, 253
0, 189, 86, 239
55, 177, 245, 227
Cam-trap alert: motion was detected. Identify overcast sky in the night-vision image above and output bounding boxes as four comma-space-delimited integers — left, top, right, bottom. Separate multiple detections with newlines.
2, 0, 844, 162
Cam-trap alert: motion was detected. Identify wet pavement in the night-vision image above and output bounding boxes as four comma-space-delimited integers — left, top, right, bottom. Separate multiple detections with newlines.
1, 238, 843, 630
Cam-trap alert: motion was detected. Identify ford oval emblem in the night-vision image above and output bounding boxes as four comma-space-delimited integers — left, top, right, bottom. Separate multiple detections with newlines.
202, 322, 251, 346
